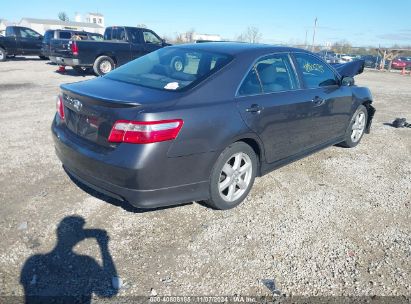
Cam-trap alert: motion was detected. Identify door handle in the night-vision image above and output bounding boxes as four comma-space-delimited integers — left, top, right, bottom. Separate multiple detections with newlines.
312, 96, 325, 106
246, 104, 263, 114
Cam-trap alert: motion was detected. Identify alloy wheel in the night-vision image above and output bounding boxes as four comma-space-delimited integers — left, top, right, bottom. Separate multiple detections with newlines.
351, 111, 366, 142
100, 60, 112, 74
218, 152, 253, 203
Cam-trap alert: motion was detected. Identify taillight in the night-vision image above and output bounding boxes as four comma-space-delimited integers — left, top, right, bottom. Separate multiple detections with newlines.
56, 95, 65, 120
108, 119, 183, 144
70, 41, 78, 56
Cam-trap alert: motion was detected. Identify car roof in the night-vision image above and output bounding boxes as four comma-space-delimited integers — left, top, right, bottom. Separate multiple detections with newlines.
170, 42, 309, 56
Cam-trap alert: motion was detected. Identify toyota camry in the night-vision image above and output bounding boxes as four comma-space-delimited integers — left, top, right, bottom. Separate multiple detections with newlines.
52, 43, 375, 210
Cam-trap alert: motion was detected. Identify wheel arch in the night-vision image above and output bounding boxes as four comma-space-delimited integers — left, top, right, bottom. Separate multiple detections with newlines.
361, 100, 376, 134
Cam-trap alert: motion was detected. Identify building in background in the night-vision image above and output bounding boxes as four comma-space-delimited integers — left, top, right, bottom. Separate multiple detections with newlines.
18, 16, 104, 35
192, 33, 222, 42
84, 13, 105, 27
179, 31, 222, 42
0, 19, 14, 35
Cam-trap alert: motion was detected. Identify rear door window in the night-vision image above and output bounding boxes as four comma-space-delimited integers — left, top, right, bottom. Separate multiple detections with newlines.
294, 53, 338, 88
112, 27, 126, 41
103, 28, 112, 40
238, 53, 297, 96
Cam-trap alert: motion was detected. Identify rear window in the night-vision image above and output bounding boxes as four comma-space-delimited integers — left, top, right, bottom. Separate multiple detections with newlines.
105, 47, 232, 91
59, 32, 72, 39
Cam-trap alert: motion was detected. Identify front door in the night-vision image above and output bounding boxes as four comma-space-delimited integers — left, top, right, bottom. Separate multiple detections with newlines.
17, 27, 42, 55
292, 52, 353, 146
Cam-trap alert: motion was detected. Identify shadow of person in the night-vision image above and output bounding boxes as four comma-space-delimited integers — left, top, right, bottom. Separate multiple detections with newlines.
20, 216, 118, 304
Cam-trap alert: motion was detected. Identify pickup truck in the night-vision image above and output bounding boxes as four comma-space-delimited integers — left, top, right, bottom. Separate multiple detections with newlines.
52, 26, 169, 75
0, 26, 44, 62
42, 29, 102, 60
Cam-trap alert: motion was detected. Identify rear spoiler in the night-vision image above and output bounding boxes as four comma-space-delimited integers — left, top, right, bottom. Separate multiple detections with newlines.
331, 59, 365, 77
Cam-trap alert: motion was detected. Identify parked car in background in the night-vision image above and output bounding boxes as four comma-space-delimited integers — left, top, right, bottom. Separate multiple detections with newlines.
0, 26, 44, 61
396, 57, 411, 69
42, 29, 102, 60
360, 55, 381, 68
52, 26, 169, 75
317, 50, 339, 63
52, 43, 375, 210
338, 54, 355, 63
391, 58, 407, 70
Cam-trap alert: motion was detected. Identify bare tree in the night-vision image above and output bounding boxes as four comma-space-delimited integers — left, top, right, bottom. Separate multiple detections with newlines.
237, 26, 262, 43
185, 28, 195, 43
331, 40, 352, 54
58, 12, 70, 22
137, 24, 147, 29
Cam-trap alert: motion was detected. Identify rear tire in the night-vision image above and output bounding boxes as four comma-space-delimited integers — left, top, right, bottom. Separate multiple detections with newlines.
93, 56, 115, 76
339, 105, 368, 148
205, 142, 257, 210
0, 48, 7, 62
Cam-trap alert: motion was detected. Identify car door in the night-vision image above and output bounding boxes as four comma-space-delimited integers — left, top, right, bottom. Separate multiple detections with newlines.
126, 28, 146, 60
292, 52, 353, 146
17, 27, 42, 55
4, 27, 18, 54
109, 27, 132, 66
141, 30, 164, 54
236, 53, 321, 163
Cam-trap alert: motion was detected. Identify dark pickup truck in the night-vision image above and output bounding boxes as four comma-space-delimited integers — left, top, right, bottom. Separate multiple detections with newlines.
42, 29, 102, 60
53, 26, 169, 75
0, 26, 44, 61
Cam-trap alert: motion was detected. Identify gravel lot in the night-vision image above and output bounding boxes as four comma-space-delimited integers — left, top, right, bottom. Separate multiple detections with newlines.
0, 59, 410, 301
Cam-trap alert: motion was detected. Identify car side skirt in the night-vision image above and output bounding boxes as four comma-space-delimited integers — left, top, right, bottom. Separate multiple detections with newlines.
260, 136, 345, 176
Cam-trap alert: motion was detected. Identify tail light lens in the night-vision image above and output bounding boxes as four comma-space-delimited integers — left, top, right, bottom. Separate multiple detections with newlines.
56, 95, 65, 120
70, 41, 78, 56
108, 119, 183, 144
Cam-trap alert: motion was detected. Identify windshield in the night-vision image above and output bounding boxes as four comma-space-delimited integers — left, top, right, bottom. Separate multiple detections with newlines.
105, 47, 232, 91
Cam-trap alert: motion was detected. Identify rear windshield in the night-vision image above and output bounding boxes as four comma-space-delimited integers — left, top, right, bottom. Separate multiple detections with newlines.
105, 47, 232, 91
59, 32, 72, 39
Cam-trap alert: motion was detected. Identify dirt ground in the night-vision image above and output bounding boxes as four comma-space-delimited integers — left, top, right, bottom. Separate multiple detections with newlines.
0, 59, 410, 301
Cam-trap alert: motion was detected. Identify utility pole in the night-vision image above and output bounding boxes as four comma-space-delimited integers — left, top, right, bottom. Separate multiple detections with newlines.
311, 17, 317, 51
304, 29, 308, 49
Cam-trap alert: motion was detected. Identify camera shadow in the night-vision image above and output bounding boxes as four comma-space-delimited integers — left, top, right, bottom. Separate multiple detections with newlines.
20, 216, 118, 304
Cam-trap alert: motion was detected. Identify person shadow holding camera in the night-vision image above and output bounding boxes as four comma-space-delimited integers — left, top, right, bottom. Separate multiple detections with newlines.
20, 216, 118, 304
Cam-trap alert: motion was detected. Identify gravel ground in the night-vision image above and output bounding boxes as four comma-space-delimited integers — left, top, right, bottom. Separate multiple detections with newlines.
0, 59, 410, 301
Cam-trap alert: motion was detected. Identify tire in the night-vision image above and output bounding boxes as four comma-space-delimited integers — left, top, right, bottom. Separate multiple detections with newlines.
39, 55, 48, 60
205, 142, 257, 210
93, 56, 115, 76
339, 105, 368, 148
170, 56, 184, 72
73, 66, 92, 75
0, 48, 7, 62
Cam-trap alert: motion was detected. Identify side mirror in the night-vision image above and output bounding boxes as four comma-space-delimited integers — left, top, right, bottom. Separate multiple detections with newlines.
341, 76, 354, 86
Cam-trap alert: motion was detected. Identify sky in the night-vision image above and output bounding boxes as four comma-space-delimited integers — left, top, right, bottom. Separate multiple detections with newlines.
2, 0, 411, 47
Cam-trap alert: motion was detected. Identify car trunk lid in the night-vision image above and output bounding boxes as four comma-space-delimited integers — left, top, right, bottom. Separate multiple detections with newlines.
60, 77, 181, 147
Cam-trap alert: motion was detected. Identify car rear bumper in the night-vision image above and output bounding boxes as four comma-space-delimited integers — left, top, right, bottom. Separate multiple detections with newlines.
51, 119, 211, 208
50, 56, 86, 67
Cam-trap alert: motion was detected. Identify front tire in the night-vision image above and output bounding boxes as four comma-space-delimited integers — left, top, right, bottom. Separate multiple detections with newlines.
93, 56, 115, 76
0, 48, 7, 62
339, 105, 368, 148
205, 142, 257, 210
